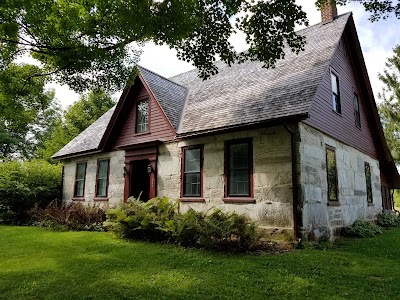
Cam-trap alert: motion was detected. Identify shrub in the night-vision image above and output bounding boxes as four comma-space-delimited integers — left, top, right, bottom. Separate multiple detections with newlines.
377, 212, 400, 227
105, 197, 260, 251
0, 160, 62, 224
341, 220, 382, 238
30, 201, 106, 231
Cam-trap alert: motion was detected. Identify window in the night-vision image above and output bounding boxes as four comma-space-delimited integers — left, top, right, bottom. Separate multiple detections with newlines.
365, 162, 373, 204
136, 100, 149, 133
354, 93, 361, 128
331, 71, 341, 114
226, 139, 252, 197
74, 162, 87, 198
182, 146, 203, 197
96, 159, 110, 198
326, 146, 338, 202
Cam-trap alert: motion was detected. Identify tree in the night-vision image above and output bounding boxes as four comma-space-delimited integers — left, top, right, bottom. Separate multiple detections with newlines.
1, 1, 397, 93
37, 90, 116, 161
378, 45, 400, 164
0, 63, 60, 159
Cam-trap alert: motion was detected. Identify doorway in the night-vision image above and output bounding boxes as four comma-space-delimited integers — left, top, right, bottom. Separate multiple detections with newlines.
130, 159, 150, 201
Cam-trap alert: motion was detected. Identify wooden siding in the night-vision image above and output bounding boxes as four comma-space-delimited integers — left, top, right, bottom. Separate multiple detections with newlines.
113, 81, 175, 148
305, 37, 378, 159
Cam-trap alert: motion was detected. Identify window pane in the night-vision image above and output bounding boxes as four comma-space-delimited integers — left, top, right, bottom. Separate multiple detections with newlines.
229, 143, 248, 169
76, 163, 86, 180
326, 148, 338, 201
98, 160, 109, 179
184, 149, 200, 172
229, 169, 249, 196
365, 163, 373, 203
184, 173, 200, 196
75, 180, 84, 197
137, 100, 149, 133
331, 73, 338, 94
97, 179, 107, 197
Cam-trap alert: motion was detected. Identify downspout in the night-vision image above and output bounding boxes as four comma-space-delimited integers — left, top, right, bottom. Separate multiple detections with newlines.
284, 123, 302, 241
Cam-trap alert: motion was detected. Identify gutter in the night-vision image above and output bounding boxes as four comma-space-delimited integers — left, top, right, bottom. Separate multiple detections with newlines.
284, 123, 302, 241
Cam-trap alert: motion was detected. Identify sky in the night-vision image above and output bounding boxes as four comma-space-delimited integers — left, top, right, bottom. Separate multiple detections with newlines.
46, 1, 400, 108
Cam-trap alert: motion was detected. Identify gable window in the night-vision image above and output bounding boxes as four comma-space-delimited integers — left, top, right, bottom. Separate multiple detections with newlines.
74, 162, 87, 198
136, 99, 149, 133
225, 139, 253, 198
96, 159, 110, 198
326, 146, 338, 202
331, 71, 341, 114
365, 162, 373, 204
182, 146, 203, 197
354, 93, 361, 128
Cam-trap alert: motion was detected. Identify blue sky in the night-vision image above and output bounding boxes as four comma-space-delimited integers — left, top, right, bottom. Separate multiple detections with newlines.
48, 1, 400, 108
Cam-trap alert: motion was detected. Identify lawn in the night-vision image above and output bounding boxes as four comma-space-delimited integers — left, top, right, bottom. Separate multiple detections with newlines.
1, 226, 399, 300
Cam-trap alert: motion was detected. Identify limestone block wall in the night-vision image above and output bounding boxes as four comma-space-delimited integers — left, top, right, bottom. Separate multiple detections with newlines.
62, 150, 125, 207
299, 123, 382, 240
157, 126, 293, 228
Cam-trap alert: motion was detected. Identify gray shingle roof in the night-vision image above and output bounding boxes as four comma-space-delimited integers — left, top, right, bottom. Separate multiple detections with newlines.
53, 13, 350, 159
170, 13, 350, 134
52, 106, 116, 159
138, 66, 187, 130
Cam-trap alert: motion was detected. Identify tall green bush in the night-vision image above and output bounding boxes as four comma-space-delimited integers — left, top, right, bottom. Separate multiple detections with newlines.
0, 160, 62, 223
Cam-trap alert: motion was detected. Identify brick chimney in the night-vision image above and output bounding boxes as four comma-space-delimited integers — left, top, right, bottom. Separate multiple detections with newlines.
321, 0, 338, 23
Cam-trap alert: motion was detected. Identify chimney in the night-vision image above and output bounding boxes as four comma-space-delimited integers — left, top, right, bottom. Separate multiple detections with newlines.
321, 0, 338, 23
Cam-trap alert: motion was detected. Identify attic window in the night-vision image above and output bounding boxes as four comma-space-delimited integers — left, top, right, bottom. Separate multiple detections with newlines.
331, 71, 341, 114
136, 99, 149, 133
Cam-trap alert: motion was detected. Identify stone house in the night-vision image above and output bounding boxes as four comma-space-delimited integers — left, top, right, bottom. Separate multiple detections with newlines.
53, 5, 400, 240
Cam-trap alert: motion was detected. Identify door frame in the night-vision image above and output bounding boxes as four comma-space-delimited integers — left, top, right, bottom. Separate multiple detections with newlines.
120, 141, 160, 201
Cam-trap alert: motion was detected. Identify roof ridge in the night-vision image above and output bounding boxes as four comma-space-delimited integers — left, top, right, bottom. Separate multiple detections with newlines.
168, 12, 353, 81
137, 65, 188, 90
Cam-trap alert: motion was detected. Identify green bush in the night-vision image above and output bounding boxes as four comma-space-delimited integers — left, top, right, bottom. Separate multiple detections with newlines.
105, 197, 260, 251
377, 212, 400, 227
341, 220, 382, 238
30, 200, 106, 231
0, 160, 62, 223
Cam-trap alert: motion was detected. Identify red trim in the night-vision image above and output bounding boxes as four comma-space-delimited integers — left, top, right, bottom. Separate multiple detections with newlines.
73, 161, 87, 199
179, 198, 205, 203
94, 158, 110, 199
138, 73, 176, 134
224, 138, 254, 199
180, 145, 204, 199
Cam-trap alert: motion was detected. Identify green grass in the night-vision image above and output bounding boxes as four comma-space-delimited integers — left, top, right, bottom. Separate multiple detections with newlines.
1, 226, 400, 300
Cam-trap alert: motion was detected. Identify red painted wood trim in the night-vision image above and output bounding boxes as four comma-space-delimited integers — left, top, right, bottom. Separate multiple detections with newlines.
224, 138, 254, 198
223, 198, 256, 203
180, 145, 204, 198
179, 198, 206, 203
138, 73, 176, 134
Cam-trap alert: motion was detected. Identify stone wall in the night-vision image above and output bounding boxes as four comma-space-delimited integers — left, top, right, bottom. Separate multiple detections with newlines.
299, 122, 382, 240
157, 126, 294, 228
62, 151, 125, 207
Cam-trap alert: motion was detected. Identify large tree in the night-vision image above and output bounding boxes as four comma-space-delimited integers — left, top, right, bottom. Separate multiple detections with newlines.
0, 1, 398, 92
37, 90, 116, 161
378, 45, 400, 164
0, 63, 59, 159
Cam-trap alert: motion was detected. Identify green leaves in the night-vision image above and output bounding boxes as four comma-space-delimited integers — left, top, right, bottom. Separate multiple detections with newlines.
378, 45, 400, 164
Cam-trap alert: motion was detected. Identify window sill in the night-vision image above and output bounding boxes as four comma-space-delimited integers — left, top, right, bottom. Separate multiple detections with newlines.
223, 197, 255, 204
134, 131, 151, 136
328, 201, 340, 207
332, 110, 342, 117
367, 203, 374, 207
179, 198, 205, 203
93, 197, 109, 202
72, 197, 85, 201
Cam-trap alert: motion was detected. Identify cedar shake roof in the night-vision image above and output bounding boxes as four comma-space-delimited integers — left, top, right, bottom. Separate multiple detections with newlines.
53, 13, 350, 159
